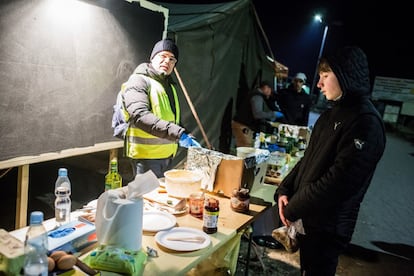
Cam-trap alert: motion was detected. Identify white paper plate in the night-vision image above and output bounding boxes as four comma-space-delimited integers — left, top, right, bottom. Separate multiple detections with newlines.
142, 211, 177, 232
86, 199, 98, 208
154, 227, 211, 251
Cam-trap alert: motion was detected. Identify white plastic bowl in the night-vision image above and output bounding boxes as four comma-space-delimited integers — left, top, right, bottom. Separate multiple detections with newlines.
164, 169, 202, 198
236, 147, 256, 158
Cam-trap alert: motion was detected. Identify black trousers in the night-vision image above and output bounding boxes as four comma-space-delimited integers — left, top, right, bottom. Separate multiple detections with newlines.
298, 232, 349, 276
130, 157, 173, 178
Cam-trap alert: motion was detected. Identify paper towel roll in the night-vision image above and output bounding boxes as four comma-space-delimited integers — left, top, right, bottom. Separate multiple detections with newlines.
95, 190, 143, 251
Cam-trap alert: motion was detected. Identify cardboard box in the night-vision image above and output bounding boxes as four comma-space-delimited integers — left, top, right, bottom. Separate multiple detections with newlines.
186, 147, 270, 197
215, 151, 269, 197
278, 123, 311, 145
214, 157, 245, 197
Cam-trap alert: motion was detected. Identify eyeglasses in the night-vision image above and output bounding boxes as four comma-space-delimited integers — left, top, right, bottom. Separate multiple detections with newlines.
156, 53, 177, 64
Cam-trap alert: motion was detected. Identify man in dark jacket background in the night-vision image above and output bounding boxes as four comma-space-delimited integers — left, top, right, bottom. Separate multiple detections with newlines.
275, 46, 386, 275
276, 72, 312, 126
232, 80, 283, 147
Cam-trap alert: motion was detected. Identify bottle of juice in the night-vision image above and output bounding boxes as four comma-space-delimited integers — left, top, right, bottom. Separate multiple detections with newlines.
105, 158, 122, 191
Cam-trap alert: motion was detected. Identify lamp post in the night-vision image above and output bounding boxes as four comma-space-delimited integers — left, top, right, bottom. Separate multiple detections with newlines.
310, 15, 329, 99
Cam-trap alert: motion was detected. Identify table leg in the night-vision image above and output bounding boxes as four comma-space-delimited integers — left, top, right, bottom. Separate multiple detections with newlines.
245, 229, 252, 276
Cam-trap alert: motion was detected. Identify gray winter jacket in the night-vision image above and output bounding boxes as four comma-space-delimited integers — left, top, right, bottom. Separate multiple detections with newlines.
122, 63, 186, 141
276, 47, 386, 241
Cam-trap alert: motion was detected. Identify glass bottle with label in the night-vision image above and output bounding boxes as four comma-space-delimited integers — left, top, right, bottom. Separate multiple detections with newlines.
203, 197, 219, 234
105, 158, 122, 191
259, 132, 267, 149
297, 136, 307, 150
278, 126, 287, 144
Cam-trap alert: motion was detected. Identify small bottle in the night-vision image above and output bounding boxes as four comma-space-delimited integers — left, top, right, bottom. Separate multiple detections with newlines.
297, 136, 307, 150
24, 211, 49, 276
105, 158, 122, 191
54, 168, 71, 226
254, 133, 260, 149
279, 126, 287, 144
271, 127, 279, 144
259, 132, 266, 149
203, 197, 219, 234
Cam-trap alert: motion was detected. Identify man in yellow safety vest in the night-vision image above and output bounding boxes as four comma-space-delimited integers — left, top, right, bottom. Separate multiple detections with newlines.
122, 38, 200, 178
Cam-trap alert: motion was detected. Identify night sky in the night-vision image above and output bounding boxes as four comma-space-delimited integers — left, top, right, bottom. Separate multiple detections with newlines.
252, 0, 412, 84
157, 0, 412, 85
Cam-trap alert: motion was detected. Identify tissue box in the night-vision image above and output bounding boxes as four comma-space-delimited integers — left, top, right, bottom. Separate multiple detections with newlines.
47, 220, 97, 253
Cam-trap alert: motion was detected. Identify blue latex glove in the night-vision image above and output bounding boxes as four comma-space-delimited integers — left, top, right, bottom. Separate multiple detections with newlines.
179, 133, 201, 148
274, 111, 284, 119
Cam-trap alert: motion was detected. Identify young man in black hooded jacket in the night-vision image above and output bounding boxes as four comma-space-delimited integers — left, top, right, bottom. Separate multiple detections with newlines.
275, 46, 386, 275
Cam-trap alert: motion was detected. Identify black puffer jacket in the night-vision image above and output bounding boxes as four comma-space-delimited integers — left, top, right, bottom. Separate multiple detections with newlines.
276, 47, 386, 241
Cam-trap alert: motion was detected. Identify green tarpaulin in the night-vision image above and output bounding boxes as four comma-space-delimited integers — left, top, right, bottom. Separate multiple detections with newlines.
153, 0, 277, 164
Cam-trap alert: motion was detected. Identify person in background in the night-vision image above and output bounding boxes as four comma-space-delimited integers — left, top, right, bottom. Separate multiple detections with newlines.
276, 72, 312, 126
122, 38, 201, 178
232, 80, 284, 147
275, 46, 386, 275
302, 83, 310, 94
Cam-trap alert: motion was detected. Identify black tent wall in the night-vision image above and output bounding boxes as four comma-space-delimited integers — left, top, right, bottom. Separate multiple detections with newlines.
154, 0, 275, 165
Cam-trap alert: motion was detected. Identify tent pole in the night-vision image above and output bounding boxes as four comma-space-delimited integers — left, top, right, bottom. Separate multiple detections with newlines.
174, 68, 212, 150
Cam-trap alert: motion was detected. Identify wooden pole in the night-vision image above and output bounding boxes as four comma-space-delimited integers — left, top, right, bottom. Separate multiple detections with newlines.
174, 68, 212, 150
16, 164, 29, 228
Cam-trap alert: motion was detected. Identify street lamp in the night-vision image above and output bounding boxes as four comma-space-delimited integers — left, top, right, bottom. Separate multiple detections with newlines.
310, 14, 329, 99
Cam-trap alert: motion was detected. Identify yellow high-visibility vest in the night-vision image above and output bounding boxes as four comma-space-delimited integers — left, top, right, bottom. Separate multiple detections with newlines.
125, 76, 180, 159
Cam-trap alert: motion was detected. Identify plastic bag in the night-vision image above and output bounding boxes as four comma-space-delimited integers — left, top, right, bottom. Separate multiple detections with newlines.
272, 219, 305, 253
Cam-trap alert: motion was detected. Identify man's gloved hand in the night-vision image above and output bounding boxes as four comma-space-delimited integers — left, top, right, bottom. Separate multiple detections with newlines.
274, 111, 284, 119
179, 133, 202, 148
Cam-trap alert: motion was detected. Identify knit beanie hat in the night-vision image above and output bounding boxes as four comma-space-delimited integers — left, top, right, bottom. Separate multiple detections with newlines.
150, 38, 179, 61
259, 80, 272, 88
294, 72, 307, 82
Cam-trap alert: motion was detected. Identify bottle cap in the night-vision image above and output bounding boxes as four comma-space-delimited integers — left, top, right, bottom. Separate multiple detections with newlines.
30, 211, 44, 224
58, 168, 68, 177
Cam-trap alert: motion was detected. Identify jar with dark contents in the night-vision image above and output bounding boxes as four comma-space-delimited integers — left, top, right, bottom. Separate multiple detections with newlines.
230, 188, 250, 213
203, 197, 219, 234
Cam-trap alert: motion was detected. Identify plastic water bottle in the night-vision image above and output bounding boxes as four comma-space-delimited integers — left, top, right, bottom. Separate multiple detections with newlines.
24, 211, 48, 276
54, 168, 71, 226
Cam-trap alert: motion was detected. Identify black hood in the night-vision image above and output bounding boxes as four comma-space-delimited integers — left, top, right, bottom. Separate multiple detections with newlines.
324, 46, 371, 104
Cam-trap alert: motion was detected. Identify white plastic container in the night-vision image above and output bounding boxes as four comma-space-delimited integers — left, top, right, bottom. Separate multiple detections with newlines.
236, 147, 256, 158
164, 169, 202, 198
